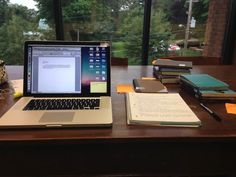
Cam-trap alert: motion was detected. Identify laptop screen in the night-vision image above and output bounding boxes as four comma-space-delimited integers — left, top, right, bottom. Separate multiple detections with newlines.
24, 41, 110, 97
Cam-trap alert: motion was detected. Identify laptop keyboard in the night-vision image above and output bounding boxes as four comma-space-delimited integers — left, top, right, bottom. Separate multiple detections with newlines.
23, 98, 100, 111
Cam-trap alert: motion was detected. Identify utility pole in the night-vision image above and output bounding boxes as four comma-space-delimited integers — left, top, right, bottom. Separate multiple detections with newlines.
184, 0, 193, 49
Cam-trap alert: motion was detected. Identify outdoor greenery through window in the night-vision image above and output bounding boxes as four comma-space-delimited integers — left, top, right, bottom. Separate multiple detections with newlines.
0, 0, 212, 65
0, 0, 55, 65
61, 0, 144, 65
149, 0, 209, 63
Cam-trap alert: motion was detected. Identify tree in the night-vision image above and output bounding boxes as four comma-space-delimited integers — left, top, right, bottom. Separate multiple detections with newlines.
34, 0, 54, 25
192, 0, 209, 23
169, 0, 187, 24
119, 3, 144, 64
0, 4, 38, 64
120, 5, 172, 64
0, 0, 9, 26
0, 16, 27, 64
34, 0, 142, 40
35, 0, 113, 40
149, 9, 172, 61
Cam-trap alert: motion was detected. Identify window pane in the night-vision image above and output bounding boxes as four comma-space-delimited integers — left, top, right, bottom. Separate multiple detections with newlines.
0, 0, 56, 65
61, 0, 144, 65
149, 0, 210, 63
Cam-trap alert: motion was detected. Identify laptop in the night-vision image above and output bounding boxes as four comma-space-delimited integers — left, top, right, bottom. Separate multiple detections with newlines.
0, 41, 112, 128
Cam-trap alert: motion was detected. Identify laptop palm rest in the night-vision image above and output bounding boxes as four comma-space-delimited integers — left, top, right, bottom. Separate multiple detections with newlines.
39, 112, 75, 123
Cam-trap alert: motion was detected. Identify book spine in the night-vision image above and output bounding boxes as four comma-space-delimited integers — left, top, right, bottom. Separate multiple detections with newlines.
180, 81, 200, 98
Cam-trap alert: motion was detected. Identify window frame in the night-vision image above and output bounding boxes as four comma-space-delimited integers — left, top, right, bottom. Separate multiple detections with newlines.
53, 0, 234, 65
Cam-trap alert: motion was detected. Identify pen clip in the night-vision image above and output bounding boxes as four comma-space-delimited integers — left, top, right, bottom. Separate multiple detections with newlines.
200, 103, 213, 113
200, 103, 222, 122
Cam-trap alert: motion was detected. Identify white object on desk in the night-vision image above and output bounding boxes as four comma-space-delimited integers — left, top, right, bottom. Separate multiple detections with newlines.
10, 79, 23, 98
126, 92, 201, 127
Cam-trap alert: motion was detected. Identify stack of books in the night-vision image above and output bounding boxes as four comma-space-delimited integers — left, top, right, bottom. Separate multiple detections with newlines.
180, 74, 236, 100
152, 59, 192, 83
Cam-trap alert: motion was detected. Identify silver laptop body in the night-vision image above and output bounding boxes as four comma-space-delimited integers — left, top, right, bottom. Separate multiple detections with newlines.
0, 41, 112, 128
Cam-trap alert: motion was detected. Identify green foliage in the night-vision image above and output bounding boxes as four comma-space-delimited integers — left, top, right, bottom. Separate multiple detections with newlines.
0, 16, 26, 64
63, 0, 92, 22
112, 41, 126, 57
153, 0, 210, 24
149, 9, 172, 63
81, 1, 114, 34
152, 0, 173, 19
8, 4, 37, 22
0, 0, 210, 65
119, 5, 172, 65
34, 0, 54, 25
119, 5, 143, 65
0, 0, 9, 26
0, 5, 38, 64
192, 0, 209, 23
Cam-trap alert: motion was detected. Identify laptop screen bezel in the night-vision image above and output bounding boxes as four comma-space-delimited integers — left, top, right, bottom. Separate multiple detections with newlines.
23, 40, 111, 97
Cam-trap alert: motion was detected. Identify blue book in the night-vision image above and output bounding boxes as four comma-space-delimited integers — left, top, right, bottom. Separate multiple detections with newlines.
180, 74, 229, 91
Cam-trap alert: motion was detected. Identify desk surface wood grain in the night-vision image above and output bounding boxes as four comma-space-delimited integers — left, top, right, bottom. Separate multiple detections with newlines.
1, 65, 236, 143
1, 65, 236, 177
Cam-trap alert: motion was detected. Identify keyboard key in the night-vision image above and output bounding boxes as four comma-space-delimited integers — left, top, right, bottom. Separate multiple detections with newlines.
23, 98, 100, 111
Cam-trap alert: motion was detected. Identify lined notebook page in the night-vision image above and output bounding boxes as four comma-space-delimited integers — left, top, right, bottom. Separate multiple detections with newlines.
127, 93, 201, 126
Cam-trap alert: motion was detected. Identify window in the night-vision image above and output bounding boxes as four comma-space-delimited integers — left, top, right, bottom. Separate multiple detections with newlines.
0, 0, 55, 65
0, 0, 233, 65
149, 0, 210, 63
61, 0, 144, 65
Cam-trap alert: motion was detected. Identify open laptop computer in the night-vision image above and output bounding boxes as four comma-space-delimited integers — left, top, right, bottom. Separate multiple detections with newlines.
0, 41, 112, 128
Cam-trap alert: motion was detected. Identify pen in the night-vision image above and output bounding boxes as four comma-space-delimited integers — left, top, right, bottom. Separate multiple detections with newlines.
200, 103, 222, 122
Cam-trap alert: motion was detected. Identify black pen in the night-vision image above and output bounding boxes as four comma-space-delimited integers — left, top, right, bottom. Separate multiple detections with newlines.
200, 103, 222, 122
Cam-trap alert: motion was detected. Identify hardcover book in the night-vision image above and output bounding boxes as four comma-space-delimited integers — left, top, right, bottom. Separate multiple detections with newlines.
153, 59, 192, 69
199, 89, 236, 98
154, 66, 191, 73
133, 79, 168, 93
161, 78, 180, 84
180, 77, 236, 100
180, 74, 229, 91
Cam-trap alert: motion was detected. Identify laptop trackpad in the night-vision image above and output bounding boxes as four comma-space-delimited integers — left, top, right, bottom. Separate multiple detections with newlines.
39, 112, 74, 122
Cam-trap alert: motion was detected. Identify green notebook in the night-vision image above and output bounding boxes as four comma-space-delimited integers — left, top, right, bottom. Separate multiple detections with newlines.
180, 74, 229, 91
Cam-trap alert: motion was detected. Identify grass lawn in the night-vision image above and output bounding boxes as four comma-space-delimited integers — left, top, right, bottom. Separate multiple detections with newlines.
112, 41, 126, 57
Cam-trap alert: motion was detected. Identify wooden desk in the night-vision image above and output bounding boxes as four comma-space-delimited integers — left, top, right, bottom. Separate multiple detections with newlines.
1, 65, 236, 177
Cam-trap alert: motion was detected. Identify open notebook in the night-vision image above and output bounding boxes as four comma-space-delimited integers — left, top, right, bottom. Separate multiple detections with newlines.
126, 92, 201, 127
0, 41, 112, 128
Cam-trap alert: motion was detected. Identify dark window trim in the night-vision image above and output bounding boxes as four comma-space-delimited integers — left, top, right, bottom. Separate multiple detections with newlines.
52, 1, 236, 65
54, 0, 64, 40
54, 0, 151, 65
141, 0, 152, 65
222, 0, 236, 64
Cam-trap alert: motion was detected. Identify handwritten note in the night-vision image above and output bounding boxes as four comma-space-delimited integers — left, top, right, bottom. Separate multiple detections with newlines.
127, 93, 201, 126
